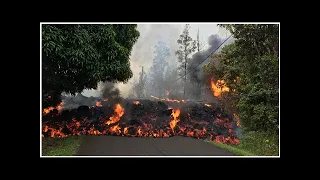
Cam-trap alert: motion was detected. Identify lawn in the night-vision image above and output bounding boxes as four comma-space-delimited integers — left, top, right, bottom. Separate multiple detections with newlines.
207, 130, 279, 156
42, 136, 83, 156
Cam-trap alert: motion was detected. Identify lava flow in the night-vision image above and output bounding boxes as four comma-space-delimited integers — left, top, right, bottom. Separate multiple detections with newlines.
42, 102, 64, 115
150, 95, 185, 103
42, 99, 239, 145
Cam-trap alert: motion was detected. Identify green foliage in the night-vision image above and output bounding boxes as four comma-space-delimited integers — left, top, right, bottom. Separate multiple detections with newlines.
203, 24, 279, 134
42, 24, 140, 108
42, 136, 83, 156
238, 130, 279, 156
207, 130, 279, 156
207, 141, 255, 156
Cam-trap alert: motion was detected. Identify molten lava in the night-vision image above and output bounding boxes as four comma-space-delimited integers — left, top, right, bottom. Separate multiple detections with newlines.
133, 101, 140, 105
42, 101, 64, 115
169, 109, 180, 132
96, 101, 103, 107
42, 100, 239, 145
150, 95, 185, 103
105, 104, 125, 125
233, 113, 241, 127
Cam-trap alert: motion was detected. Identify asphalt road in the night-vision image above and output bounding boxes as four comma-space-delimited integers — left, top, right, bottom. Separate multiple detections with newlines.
76, 135, 235, 156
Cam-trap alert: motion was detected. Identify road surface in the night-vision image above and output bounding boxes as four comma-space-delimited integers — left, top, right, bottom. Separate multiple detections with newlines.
76, 136, 235, 156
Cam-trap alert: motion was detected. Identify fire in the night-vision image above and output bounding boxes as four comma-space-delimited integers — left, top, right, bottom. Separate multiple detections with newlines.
214, 135, 239, 145
132, 101, 140, 105
166, 90, 170, 96
233, 113, 241, 127
109, 124, 121, 135
204, 104, 211, 107
42, 101, 64, 115
105, 104, 125, 125
43, 125, 67, 138
124, 127, 128, 135
42, 100, 240, 145
43, 107, 54, 115
169, 109, 180, 132
96, 101, 102, 107
88, 126, 102, 135
210, 78, 230, 98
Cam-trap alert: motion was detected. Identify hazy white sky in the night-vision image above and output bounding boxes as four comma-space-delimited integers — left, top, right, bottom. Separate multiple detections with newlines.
82, 23, 229, 97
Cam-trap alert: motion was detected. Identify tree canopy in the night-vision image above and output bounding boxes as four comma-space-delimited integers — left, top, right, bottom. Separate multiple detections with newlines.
42, 24, 140, 108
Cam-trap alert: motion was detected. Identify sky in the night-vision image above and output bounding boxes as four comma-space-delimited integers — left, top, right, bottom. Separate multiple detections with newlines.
81, 23, 230, 97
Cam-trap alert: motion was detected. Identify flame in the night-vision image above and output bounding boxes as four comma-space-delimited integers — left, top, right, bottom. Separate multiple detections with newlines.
42, 101, 64, 115
204, 104, 211, 107
42, 101, 240, 145
124, 127, 128, 135
166, 90, 170, 96
210, 78, 230, 98
88, 126, 102, 135
96, 101, 102, 107
233, 113, 241, 127
133, 101, 140, 105
169, 109, 180, 132
109, 124, 121, 135
105, 104, 124, 125
214, 135, 239, 145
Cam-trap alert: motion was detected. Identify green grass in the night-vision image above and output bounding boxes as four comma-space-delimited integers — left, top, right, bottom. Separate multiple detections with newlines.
42, 136, 83, 156
206, 131, 279, 156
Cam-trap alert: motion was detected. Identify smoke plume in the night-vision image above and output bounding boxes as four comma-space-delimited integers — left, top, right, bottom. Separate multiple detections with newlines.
100, 81, 122, 104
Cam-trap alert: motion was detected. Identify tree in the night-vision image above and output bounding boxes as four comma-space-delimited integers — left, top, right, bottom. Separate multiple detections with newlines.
163, 62, 180, 99
149, 41, 170, 97
42, 24, 140, 108
203, 24, 279, 134
175, 24, 197, 98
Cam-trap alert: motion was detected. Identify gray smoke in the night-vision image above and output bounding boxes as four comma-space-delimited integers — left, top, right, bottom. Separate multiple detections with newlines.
113, 24, 182, 98
79, 24, 232, 103
61, 93, 97, 110
187, 34, 223, 85
100, 81, 122, 104
60, 81, 122, 110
